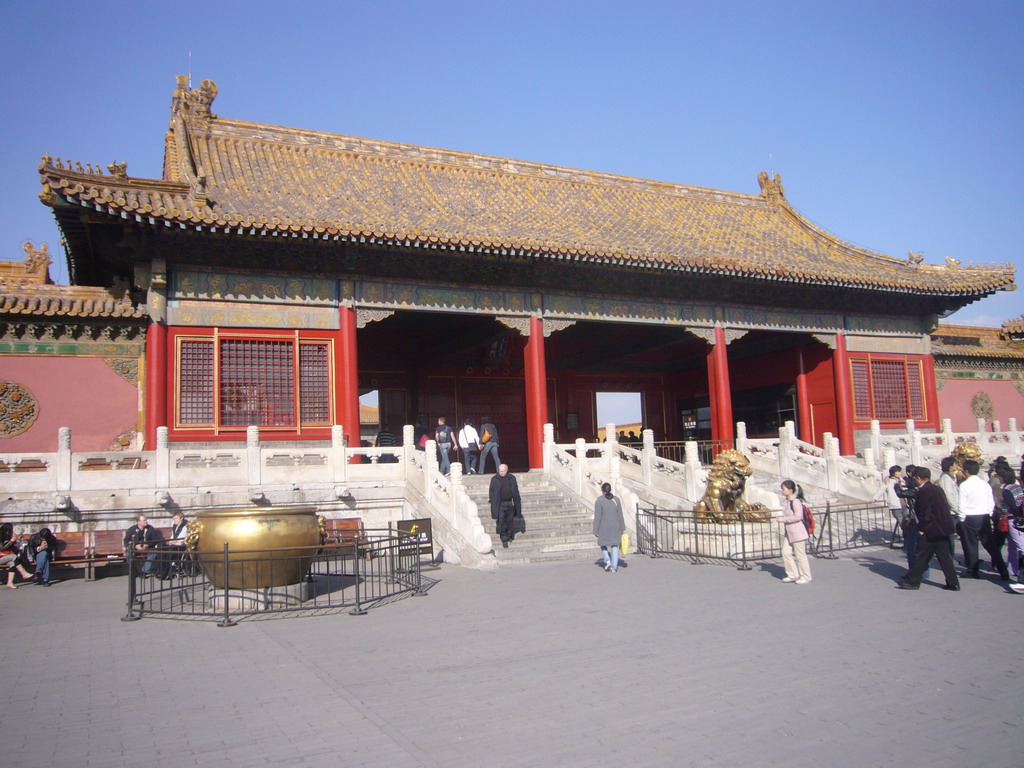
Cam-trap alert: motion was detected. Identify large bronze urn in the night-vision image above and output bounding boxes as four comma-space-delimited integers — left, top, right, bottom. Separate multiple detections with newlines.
187, 506, 324, 589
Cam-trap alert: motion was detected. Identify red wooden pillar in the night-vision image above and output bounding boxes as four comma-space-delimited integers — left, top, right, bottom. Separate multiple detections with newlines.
833, 333, 855, 455
796, 346, 813, 443
708, 327, 733, 445
338, 305, 361, 458
524, 316, 549, 469
144, 321, 167, 450
921, 353, 940, 426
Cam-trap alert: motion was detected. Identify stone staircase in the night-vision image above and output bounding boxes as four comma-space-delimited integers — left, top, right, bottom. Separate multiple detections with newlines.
462, 473, 599, 565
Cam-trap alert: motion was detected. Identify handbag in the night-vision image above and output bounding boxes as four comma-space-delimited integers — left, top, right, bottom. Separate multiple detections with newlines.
481, 429, 491, 443
620, 532, 630, 555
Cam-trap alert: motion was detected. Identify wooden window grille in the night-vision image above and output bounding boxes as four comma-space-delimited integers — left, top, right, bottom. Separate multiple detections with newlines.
851, 360, 872, 420
849, 357, 926, 421
179, 340, 215, 425
175, 333, 333, 432
299, 342, 330, 423
219, 338, 295, 427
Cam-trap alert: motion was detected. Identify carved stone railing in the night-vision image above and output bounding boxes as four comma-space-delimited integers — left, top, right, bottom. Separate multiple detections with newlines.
737, 422, 880, 500
0, 424, 494, 561
865, 417, 1022, 472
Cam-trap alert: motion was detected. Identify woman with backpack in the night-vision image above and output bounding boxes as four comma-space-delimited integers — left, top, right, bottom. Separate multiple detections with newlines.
778, 480, 812, 585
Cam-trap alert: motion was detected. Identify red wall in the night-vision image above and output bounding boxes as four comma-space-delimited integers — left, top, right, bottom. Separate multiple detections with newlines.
0, 356, 139, 452
937, 379, 1024, 432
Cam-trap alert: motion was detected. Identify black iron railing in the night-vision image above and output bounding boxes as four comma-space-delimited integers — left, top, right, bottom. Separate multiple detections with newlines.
122, 529, 425, 625
652, 440, 735, 466
636, 500, 894, 568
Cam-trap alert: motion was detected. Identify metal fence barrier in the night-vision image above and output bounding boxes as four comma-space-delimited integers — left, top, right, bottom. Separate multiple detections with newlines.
636, 501, 894, 568
122, 529, 425, 625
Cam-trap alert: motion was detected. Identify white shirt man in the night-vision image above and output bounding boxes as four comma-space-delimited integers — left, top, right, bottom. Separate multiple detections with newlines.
957, 460, 1008, 579
458, 421, 481, 475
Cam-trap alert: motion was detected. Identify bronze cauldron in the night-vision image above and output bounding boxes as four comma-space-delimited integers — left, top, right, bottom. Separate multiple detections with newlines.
187, 506, 323, 589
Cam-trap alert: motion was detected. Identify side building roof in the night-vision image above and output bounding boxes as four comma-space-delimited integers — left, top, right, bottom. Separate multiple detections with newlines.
0, 243, 145, 321
931, 322, 1024, 361
38, 76, 1015, 303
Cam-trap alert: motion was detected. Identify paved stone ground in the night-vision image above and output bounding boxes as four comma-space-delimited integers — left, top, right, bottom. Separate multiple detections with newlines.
2, 546, 1021, 768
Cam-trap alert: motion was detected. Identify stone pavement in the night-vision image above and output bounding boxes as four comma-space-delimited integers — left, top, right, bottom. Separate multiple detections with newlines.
2, 546, 1021, 768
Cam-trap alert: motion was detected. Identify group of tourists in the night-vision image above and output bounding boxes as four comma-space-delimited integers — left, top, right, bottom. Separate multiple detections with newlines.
876, 454, 1024, 592
1, 522, 57, 588
421, 416, 502, 477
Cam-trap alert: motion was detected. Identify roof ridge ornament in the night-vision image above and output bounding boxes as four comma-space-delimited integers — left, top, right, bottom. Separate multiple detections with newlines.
171, 74, 218, 129
757, 170, 785, 204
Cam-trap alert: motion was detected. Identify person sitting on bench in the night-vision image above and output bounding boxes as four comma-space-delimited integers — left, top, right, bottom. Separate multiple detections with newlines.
123, 514, 162, 577
1, 523, 34, 588
159, 512, 190, 579
26, 528, 58, 586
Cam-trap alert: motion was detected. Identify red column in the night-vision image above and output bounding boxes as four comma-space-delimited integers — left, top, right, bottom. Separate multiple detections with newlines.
524, 316, 549, 469
338, 305, 361, 459
833, 333, 855, 455
144, 322, 167, 450
710, 327, 733, 445
796, 346, 813, 443
921, 353, 940, 427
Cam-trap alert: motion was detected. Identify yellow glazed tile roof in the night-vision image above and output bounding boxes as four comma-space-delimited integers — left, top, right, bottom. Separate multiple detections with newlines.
1002, 314, 1024, 336
0, 243, 145, 320
931, 323, 1024, 359
38, 77, 1016, 298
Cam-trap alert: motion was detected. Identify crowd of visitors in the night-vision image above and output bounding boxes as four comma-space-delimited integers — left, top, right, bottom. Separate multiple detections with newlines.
882, 454, 1024, 593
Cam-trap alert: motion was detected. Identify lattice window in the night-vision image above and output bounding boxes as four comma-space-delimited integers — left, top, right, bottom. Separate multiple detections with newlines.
870, 360, 908, 420
849, 357, 926, 421
179, 340, 214, 425
299, 342, 330, 423
175, 333, 333, 432
851, 360, 872, 420
219, 338, 295, 427
906, 361, 923, 418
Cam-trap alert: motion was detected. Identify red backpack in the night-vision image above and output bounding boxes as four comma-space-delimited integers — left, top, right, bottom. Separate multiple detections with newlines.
802, 502, 815, 534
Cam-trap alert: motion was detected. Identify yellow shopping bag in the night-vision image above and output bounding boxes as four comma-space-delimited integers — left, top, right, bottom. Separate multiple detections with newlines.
620, 532, 630, 555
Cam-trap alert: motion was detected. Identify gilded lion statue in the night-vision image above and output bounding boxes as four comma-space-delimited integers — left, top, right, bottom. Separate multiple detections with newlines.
694, 449, 770, 523
949, 442, 983, 483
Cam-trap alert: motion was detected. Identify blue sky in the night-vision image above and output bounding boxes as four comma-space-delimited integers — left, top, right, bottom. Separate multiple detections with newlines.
1, 0, 1021, 332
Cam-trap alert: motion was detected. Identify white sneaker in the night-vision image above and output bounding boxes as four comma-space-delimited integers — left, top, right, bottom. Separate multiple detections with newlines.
1009, 583, 1024, 593
604, 563, 612, 572
781, 576, 797, 583
795, 577, 812, 585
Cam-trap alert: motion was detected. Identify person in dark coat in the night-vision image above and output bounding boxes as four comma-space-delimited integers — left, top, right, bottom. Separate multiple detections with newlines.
897, 467, 960, 591
593, 482, 626, 572
488, 464, 521, 548
26, 527, 59, 585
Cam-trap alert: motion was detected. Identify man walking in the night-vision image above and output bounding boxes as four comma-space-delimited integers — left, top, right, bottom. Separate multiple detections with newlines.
958, 459, 1009, 580
435, 416, 454, 476
478, 416, 501, 474
897, 467, 960, 591
488, 463, 522, 548
458, 418, 481, 474
938, 456, 961, 561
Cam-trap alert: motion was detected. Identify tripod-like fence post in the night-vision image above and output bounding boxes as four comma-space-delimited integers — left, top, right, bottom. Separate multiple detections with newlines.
350, 538, 367, 615
217, 543, 237, 628
121, 546, 141, 622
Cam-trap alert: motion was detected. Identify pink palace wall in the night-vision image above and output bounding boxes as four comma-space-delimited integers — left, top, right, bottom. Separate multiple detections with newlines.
0, 356, 139, 452
937, 378, 1024, 433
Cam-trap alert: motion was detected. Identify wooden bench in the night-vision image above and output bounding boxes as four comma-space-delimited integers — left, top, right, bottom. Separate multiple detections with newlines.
96, 527, 175, 578
323, 517, 370, 558
2, 531, 92, 582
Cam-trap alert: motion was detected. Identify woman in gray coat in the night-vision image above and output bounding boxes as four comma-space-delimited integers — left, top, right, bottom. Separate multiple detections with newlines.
593, 482, 626, 572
